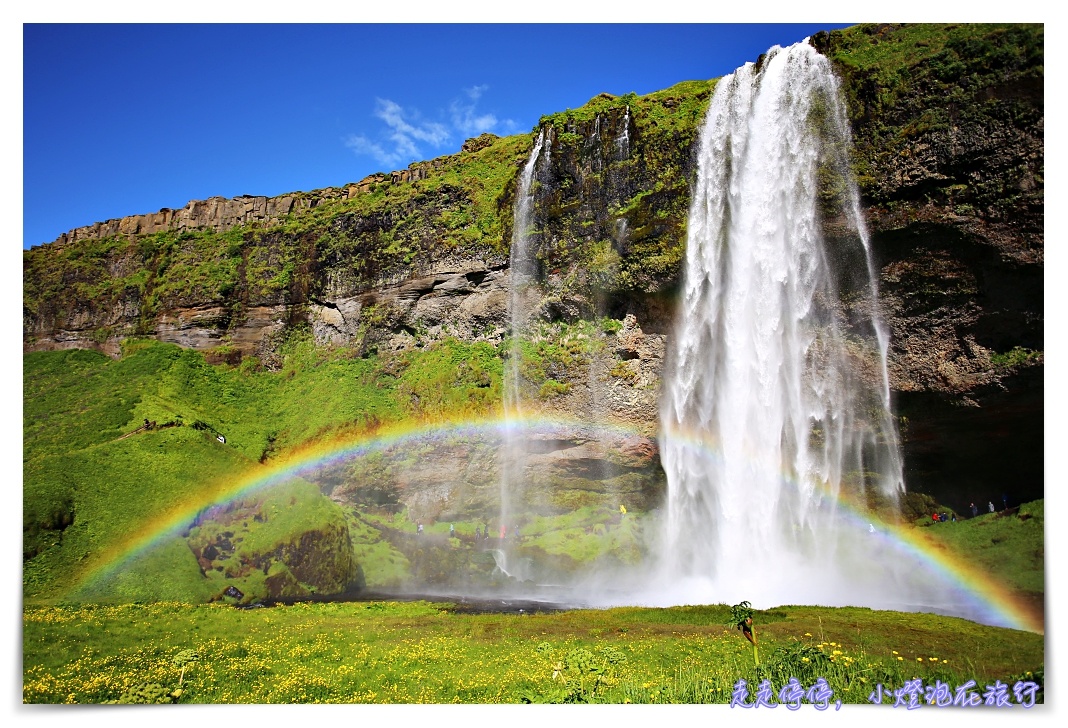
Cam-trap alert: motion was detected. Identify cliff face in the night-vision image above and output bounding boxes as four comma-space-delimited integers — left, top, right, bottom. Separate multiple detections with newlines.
23, 23, 1043, 513
815, 24, 1044, 507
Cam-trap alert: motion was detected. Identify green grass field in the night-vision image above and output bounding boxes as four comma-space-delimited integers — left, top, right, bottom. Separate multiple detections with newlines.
22, 600, 1043, 705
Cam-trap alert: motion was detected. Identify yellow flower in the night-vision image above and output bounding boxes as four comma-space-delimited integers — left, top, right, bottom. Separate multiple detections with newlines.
917, 658, 924, 662
897, 657, 904, 661
929, 657, 938, 662
943, 660, 949, 664
892, 651, 899, 655
832, 650, 843, 655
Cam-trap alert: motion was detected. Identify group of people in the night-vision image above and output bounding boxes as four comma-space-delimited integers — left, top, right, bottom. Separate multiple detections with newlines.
967, 494, 1010, 518
471, 524, 521, 541
416, 523, 468, 538
414, 521, 529, 542
929, 494, 1013, 526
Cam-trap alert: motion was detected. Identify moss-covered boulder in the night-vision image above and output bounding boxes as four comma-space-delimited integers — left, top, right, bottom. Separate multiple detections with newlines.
185, 480, 364, 602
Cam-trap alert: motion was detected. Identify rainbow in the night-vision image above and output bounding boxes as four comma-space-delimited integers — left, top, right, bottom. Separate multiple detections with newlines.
68, 413, 1044, 634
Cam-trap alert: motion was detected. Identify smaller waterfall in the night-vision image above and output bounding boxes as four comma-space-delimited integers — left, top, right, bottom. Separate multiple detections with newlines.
499, 130, 546, 533
616, 106, 631, 160
490, 549, 535, 583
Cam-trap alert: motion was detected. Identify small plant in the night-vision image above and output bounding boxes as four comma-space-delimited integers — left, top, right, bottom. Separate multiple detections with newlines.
728, 601, 759, 666
521, 643, 627, 703
104, 682, 179, 704
172, 648, 199, 689
103, 648, 199, 704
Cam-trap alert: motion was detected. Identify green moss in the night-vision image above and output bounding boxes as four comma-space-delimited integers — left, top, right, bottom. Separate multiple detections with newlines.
608, 360, 638, 383
537, 379, 571, 399
989, 347, 1041, 369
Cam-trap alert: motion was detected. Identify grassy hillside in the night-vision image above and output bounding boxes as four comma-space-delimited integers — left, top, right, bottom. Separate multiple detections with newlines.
916, 501, 1044, 595
23, 336, 507, 601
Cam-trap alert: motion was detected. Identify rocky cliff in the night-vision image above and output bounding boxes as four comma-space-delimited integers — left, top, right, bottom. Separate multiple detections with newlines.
23, 23, 1043, 514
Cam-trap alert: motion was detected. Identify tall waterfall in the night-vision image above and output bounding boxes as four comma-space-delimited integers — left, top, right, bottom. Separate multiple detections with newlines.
499, 130, 546, 533
655, 41, 931, 611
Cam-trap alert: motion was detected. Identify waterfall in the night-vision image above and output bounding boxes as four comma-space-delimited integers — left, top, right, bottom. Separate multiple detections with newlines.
653, 41, 938, 611
499, 130, 546, 533
616, 105, 631, 160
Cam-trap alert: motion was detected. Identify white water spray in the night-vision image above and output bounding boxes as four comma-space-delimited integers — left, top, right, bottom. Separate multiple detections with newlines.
653, 42, 944, 612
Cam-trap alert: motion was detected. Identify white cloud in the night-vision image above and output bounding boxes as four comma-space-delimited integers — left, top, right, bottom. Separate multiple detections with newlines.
344, 97, 452, 169
343, 134, 402, 168
450, 85, 519, 137
374, 98, 450, 148
346, 87, 518, 168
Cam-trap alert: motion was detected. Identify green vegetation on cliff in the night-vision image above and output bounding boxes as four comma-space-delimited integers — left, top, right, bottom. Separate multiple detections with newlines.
24, 76, 716, 341
24, 23, 1043, 350
816, 23, 1043, 217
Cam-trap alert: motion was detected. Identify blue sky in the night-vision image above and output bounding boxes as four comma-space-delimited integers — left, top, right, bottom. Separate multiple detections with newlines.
22, 22, 856, 249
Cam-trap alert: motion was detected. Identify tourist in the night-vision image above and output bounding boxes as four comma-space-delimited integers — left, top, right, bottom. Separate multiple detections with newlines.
988, 501, 995, 513
971, 502, 978, 517
417, 523, 424, 534
450, 524, 455, 538
475, 526, 482, 541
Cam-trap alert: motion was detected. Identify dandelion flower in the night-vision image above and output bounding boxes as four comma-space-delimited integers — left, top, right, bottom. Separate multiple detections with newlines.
929, 657, 938, 662
917, 658, 924, 662
892, 651, 899, 655
804, 633, 812, 637
897, 657, 904, 661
